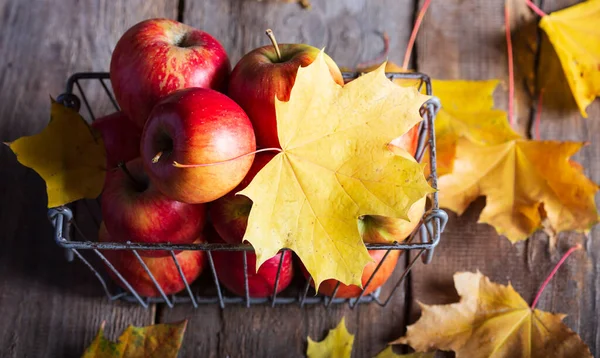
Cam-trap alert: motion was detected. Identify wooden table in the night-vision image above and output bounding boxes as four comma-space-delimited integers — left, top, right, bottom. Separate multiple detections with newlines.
1, 0, 598, 356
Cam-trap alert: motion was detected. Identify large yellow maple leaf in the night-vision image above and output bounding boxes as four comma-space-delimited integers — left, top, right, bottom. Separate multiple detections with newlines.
440, 137, 598, 242
82, 321, 187, 358
539, 0, 600, 117
240, 52, 433, 289
307, 317, 354, 358
393, 271, 592, 358
9, 101, 106, 208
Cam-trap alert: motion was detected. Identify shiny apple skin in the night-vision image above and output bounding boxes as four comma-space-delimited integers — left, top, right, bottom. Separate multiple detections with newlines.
208, 152, 275, 244
101, 158, 206, 257
91, 111, 142, 169
206, 226, 294, 298
140, 87, 256, 204
99, 223, 205, 297
302, 249, 400, 299
110, 18, 231, 128
228, 44, 344, 148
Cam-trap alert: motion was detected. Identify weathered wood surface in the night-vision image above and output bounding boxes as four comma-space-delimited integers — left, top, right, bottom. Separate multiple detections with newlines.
0, 0, 598, 357
411, 0, 600, 356
0, 1, 174, 357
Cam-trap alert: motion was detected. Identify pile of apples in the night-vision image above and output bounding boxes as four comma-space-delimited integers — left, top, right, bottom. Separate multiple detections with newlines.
93, 18, 423, 300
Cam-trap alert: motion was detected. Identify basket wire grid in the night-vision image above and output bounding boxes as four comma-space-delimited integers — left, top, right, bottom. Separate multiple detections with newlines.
48, 71, 447, 309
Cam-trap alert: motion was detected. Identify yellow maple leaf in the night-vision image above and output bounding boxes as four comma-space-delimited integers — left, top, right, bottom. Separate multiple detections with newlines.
393, 271, 592, 358
539, 0, 600, 117
440, 137, 599, 242
9, 100, 106, 208
307, 317, 354, 358
374, 346, 434, 358
82, 321, 187, 358
240, 52, 433, 288
431, 80, 519, 176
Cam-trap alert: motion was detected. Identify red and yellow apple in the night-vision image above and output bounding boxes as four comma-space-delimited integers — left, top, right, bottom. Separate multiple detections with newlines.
208, 152, 275, 244
98, 223, 205, 297
302, 249, 400, 299
140, 87, 256, 204
110, 18, 230, 128
91, 111, 142, 169
101, 158, 206, 257
228, 35, 344, 148
206, 226, 294, 298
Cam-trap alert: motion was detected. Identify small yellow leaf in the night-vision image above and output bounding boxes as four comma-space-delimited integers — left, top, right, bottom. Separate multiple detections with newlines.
82, 321, 187, 358
440, 138, 599, 242
9, 101, 106, 207
374, 346, 434, 358
539, 0, 600, 117
240, 52, 433, 289
393, 271, 592, 358
307, 317, 354, 358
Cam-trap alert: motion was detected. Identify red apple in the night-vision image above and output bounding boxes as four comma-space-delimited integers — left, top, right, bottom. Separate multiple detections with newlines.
140, 87, 256, 204
228, 32, 344, 148
302, 249, 400, 299
208, 152, 275, 244
91, 111, 142, 169
206, 226, 294, 298
110, 18, 230, 128
98, 222, 205, 297
101, 157, 206, 257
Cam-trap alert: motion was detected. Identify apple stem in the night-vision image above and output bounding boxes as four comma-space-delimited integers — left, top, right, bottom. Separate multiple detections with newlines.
173, 147, 282, 168
265, 29, 282, 61
152, 151, 163, 163
117, 162, 145, 191
531, 243, 582, 310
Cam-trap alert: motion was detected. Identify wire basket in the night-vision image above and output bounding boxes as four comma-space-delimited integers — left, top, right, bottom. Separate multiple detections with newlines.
48, 71, 447, 309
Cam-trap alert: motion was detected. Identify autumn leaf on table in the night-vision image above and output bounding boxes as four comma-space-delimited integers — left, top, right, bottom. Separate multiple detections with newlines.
440, 136, 599, 242
240, 52, 433, 288
393, 271, 592, 358
8, 100, 106, 208
539, 0, 600, 117
82, 320, 187, 358
307, 317, 354, 358
374, 346, 434, 358
430, 79, 519, 176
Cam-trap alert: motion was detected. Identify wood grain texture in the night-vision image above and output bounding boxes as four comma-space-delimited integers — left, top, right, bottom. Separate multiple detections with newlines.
0, 1, 175, 357
184, 0, 414, 69
409, 0, 599, 355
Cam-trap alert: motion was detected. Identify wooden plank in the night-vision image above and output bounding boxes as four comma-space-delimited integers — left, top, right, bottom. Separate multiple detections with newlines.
0, 1, 176, 356
410, 0, 598, 355
158, 1, 417, 357
535, 0, 600, 352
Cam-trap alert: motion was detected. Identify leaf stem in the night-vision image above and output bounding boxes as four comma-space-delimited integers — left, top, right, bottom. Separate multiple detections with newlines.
505, 1, 515, 127
531, 244, 582, 309
173, 148, 283, 168
265, 29, 282, 61
525, 0, 548, 17
117, 162, 145, 192
402, 0, 432, 71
